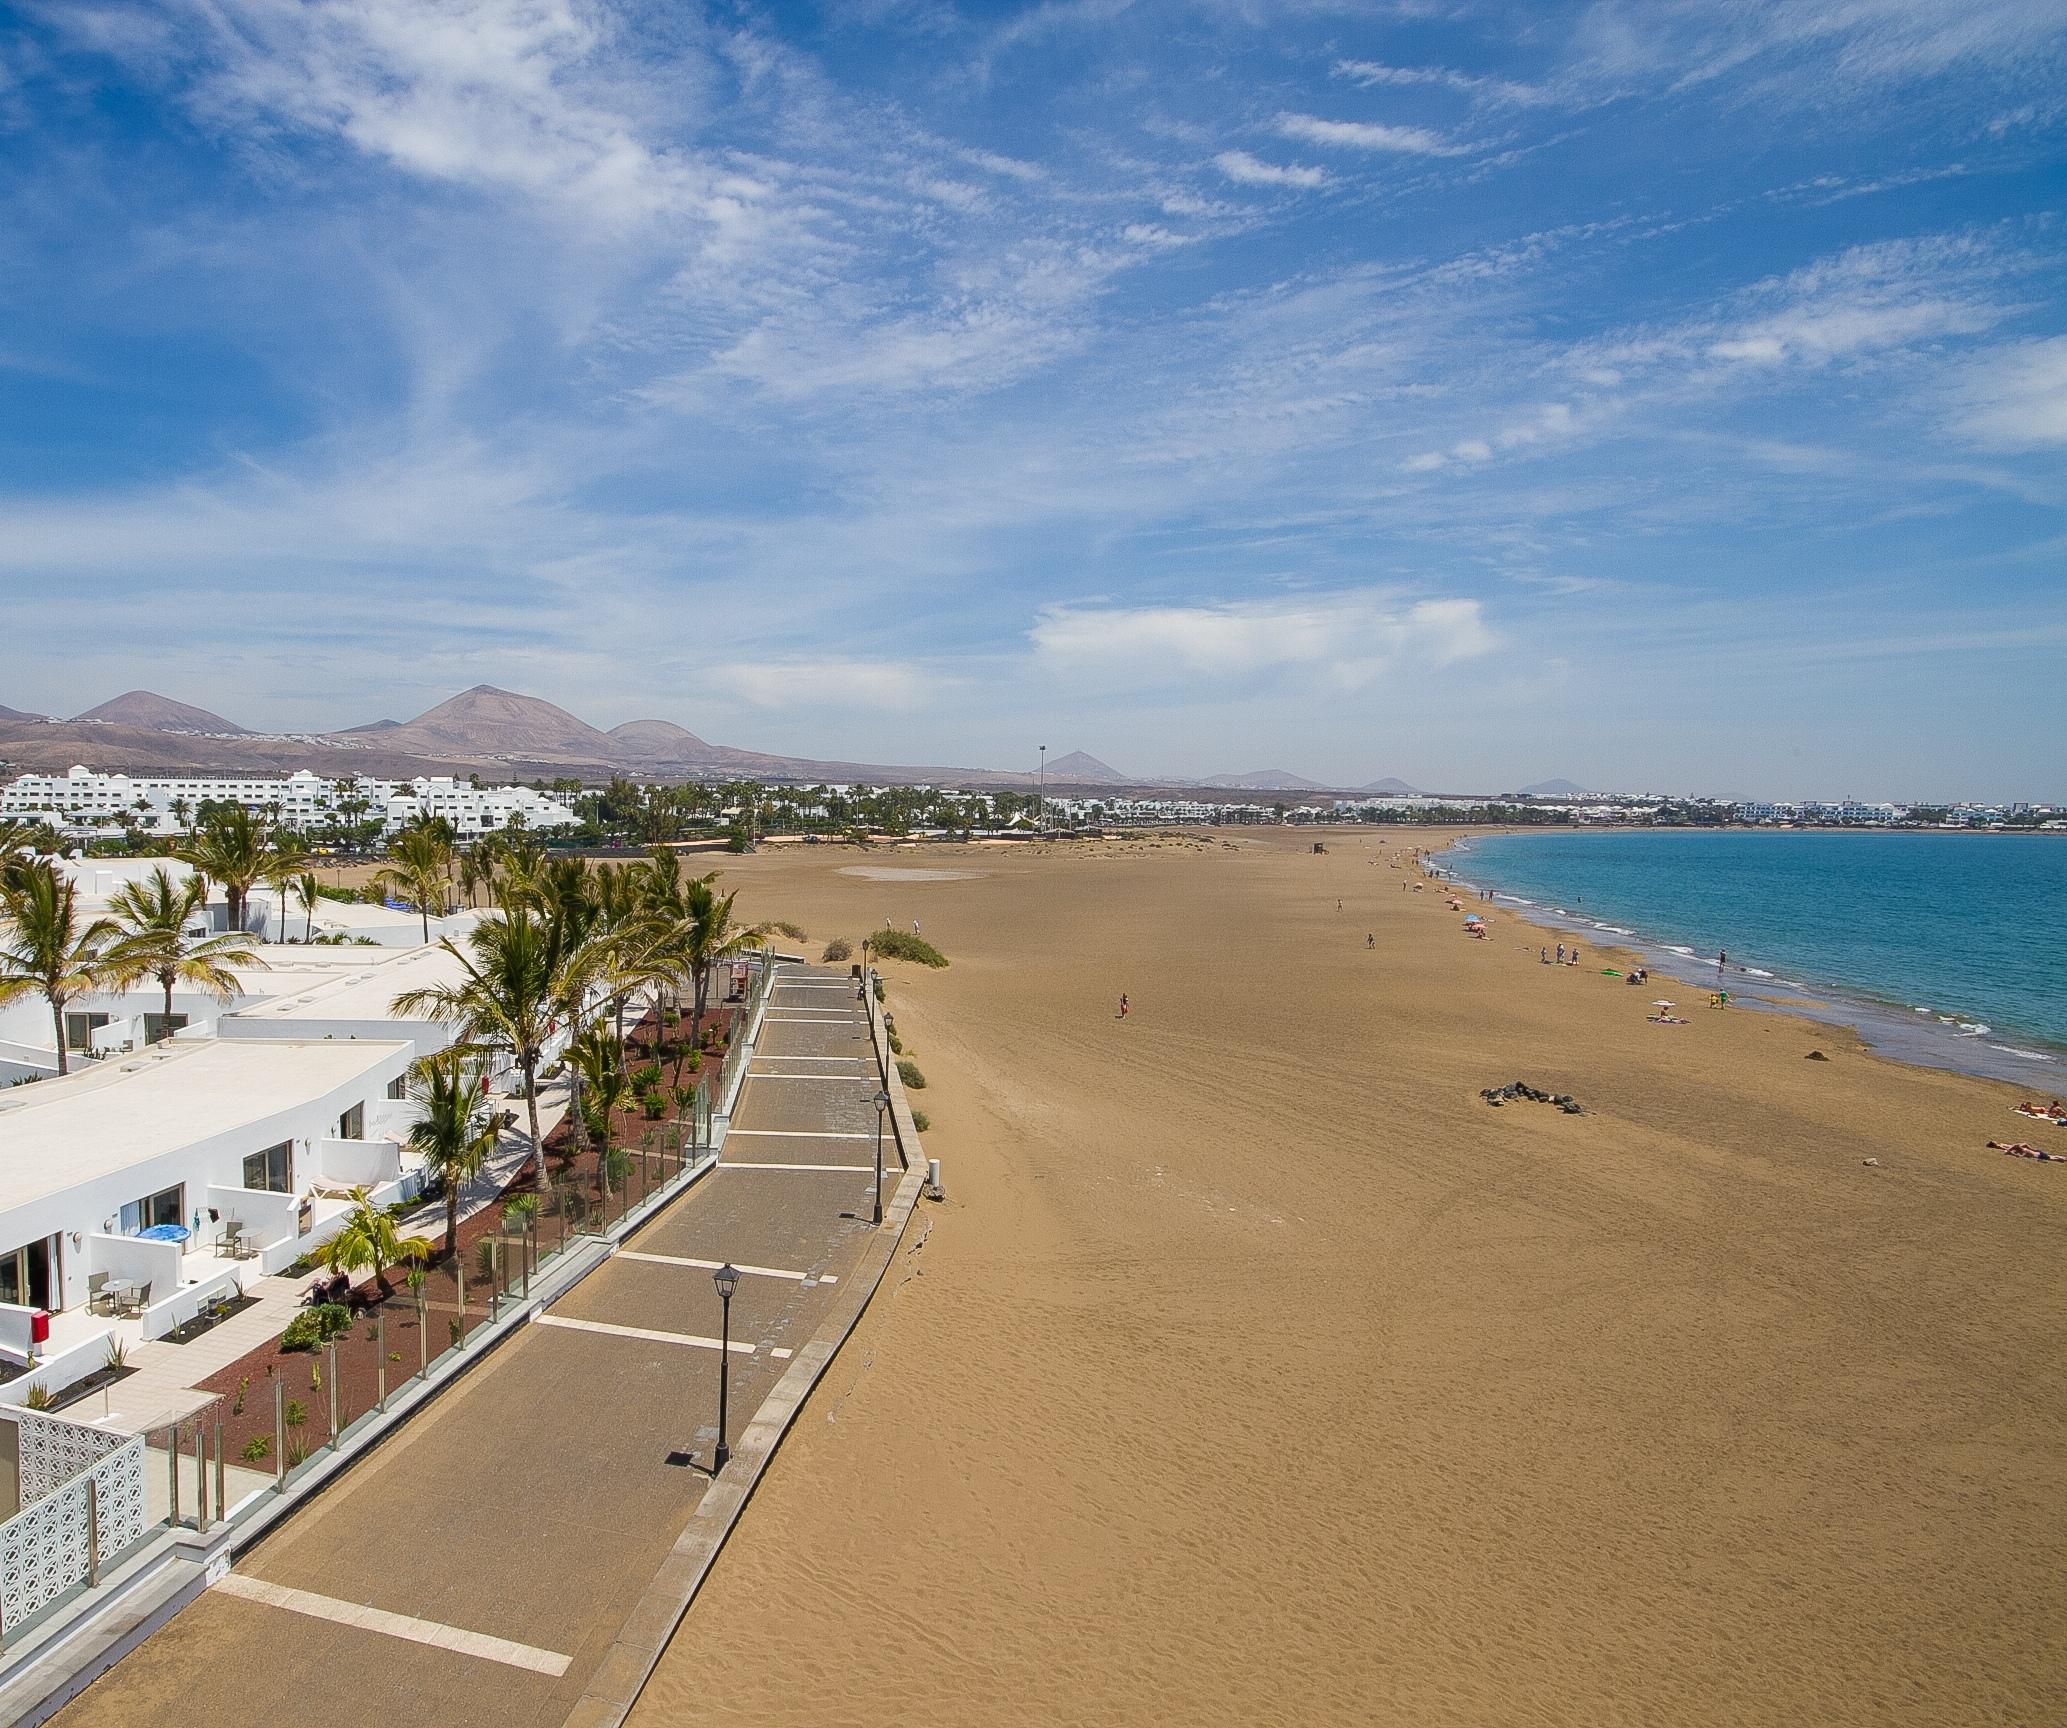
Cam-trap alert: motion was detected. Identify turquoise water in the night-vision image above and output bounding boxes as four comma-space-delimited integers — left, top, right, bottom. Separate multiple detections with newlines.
1450, 831, 2067, 1073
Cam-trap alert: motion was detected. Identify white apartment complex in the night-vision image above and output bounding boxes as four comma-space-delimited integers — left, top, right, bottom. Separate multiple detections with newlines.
0, 767, 580, 838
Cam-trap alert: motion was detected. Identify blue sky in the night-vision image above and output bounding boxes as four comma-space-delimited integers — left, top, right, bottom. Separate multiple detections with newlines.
1, 0, 2063, 799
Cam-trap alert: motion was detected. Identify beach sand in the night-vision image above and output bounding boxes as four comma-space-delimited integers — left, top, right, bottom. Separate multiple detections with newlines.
631, 827, 2067, 1726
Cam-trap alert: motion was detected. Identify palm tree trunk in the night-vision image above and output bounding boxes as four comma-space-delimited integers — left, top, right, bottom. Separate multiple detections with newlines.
162, 976, 174, 1040
521, 1048, 546, 1181
50, 997, 68, 1076
447, 1183, 461, 1266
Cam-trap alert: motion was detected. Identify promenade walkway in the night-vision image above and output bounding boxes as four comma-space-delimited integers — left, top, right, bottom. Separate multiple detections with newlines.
50, 967, 907, 1728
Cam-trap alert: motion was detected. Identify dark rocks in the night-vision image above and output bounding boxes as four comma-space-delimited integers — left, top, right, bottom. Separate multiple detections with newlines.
1481, 1080, 1583, 1114
1805, 1050, 1830, 1061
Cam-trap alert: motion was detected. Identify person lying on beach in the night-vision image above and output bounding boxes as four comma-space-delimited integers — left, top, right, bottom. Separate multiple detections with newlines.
2013, 1101, 2067, 1119
1989, 1141, 2061, 1161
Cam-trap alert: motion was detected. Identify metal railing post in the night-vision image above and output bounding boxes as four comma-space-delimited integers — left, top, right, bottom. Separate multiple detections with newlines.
326, 1342, 339, 1446
418, 1292, 429, 1379
213, 1421, 225, 1522
456, 1260, 467, 1347
377, 1309, 388, 1412
274, 1381, 286, 1487
194, 1424, 209, 1531
168, 1426, 180, 1527
86, 1476, 101, 1588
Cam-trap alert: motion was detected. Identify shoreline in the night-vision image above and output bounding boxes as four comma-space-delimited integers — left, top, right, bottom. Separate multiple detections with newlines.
1429, 831, 2065, 1089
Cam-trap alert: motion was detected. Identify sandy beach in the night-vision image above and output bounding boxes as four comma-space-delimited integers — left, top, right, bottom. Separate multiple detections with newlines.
631, 827, 2066, 1726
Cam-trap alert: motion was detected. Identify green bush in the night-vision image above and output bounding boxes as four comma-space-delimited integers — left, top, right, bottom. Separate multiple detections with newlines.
629, 1062, 662, 1093
641, 1092, 666, 1119
911, 1110, 931, 1133
872, 976, 885, 1001
284, 1398, 308, 1429
888, 1032, 903, 1055
896, 1059, 927, 1091
870, 928, 948, 967
821, 937, 852, 963
241, 1435, 272, 1464
281, 1303, 351, 1352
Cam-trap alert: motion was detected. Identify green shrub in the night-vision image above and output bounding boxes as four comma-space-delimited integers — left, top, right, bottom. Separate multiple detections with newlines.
241, 1435, 272, 1464
911, 1110, 931, 1133
772, 920, 808, 942
869, 928, 948, 968
281, 1304, 351, 1351
821, 937, 852, 963
23, 1384, 53, 1410
630, 1063, 662, 1093
502, 1194, 538, 1229
872, 976, 885, 1001
896, 1059, 927, 1091
641, 1092, 666, 1119
475, 1237, 499, 1281
285, 1438, 311, 1468
888, 1032, 903, 1055
284, 1398, 308, 1429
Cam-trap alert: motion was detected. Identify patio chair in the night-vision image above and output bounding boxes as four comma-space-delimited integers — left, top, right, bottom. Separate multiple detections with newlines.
87, 1271, 110, 1314
216, 1219, 245, 1258
118, 1282, 150, 1318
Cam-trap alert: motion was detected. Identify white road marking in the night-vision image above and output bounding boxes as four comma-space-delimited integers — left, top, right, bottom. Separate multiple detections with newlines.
619, 1250, 819, 1283
213, 1575, 572, 1677
716, 1162, 881, 1173
771, 1347, 794, 1360
725, 1129, 872, 1140
535, 1313, 754, 1354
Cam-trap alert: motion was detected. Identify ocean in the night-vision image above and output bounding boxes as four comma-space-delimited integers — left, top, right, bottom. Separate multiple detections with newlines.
1445, 829, 2067, 1085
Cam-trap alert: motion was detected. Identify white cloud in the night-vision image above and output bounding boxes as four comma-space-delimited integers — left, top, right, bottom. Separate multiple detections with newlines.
1332, 59, 1549, 108
1215, 150, 1327, 188
1275, 112, 1462, 155
1955, 337, 2067, 447
717, 658, 930, 710
1030, 591, 1495, 687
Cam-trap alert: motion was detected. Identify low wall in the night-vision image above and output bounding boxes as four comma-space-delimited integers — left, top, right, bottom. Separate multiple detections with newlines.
139, 1268, 245, 1344
0, 1330, 118, 1411
0, 1304, 35, 1361
316, 1137, 401, 1188
204, 1185, 299, 1256
85, 1236, 181, 1308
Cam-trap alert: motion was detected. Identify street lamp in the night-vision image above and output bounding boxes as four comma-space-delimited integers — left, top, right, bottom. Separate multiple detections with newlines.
1037, 744, 1048, 831
712, 1262, 739, 1471
872, 1088, 891, 1226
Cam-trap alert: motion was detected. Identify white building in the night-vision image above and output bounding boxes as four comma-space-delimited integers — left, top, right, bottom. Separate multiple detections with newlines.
0, 767, 580, 838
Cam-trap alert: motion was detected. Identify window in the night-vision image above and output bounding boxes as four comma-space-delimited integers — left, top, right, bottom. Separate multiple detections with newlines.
64, 1011, 111, 1051
242, 1141, 292, 1193
120, 1184, 185, 1234
142, 1012, 189, 1046
338, 1102, 364, 1140
386, 1073, 408, 1100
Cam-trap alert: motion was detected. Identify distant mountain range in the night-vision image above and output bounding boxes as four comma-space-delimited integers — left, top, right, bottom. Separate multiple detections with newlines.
1516, 778, 1594, 797
0, 680, 1578, 801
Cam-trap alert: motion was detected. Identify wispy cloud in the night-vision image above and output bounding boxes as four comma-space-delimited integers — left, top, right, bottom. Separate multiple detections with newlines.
1275, 113, 1463, 155
1955, 337, 2067, 447
1215, 150, 1327, 187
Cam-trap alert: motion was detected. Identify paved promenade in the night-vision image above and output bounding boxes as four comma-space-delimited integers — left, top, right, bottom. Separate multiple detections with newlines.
51, 968, 908, 1728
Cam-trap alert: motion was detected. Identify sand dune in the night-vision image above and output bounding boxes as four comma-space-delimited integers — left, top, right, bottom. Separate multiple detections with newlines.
633, 829, 2067, 1726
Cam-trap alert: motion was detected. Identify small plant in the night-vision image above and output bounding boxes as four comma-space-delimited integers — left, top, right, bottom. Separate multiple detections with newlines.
869, 928, 948, 968
911, 1110, 932, 1133
684, 1047, 703, 1075
897, 1059, 927, 1091
606, 1146, 632, 1186
364, 1323, 379, 1343
285, 1438, 311, 1468
23, 1383, 54, 1410
641, 1092, 666, 1120
888, 1032, 903, 1055
630, 1062, 662, 1093
387, 1351, 402, 1363
284, 1397, 308, 1429
475, 1237, 499, 1281
310, 1358, 322, 1393
241, 1435, 272, 1464
821, 936, 852, 963
873, 976, 885, 1001
448, 1319, 462, 1348
103, 1337, 129, 1372
281, 1303, 351, 1351
772, 919, 808, 942
405, 1265, 427, 1296
232, 1375, 248, 1416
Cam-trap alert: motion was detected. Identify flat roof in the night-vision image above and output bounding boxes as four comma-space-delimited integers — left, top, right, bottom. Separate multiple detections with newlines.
226, 941, 468, 1025
0, 1038, 410, 1215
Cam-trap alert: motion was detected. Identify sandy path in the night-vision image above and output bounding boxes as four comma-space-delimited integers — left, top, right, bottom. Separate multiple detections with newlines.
631, 829, 2067, 1727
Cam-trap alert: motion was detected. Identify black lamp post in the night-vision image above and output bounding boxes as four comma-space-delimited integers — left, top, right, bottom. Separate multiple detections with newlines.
712, 1262, 739, 1471
872, 1088, 891, 1226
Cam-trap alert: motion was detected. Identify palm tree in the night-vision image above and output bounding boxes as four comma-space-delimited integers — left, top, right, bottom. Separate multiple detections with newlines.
294, 870, 322, 943
456, 850, 481, 910
0, 860, 116, 1074
392, 910, 557, 1179
568, 1023, 628, 1198
319, 1187, 433, 1300
681, 875, 767, 1052
264, 837, 311, 943
377, 825, 453, 943
100, 866, 265, 1038
405, 1052, 499, 1265
178, 805, 272, 932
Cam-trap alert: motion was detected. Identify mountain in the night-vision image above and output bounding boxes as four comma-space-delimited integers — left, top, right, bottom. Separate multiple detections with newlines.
73, 691, 249, 734
608, 718, 714, 761
1044, 751, 1128, 785
1202, 769, 1327, 792
0, 703, 49, 723
338, 717, 403, 735
1518, 778, 1594, 797
373, 685, 621, 763
1358, 777, 1422, 796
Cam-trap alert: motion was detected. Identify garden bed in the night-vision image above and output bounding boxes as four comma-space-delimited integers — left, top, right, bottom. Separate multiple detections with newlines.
159, 1293, 262, 1344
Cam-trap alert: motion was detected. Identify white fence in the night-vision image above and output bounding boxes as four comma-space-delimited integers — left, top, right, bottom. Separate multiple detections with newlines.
0, 1411, 149, 1637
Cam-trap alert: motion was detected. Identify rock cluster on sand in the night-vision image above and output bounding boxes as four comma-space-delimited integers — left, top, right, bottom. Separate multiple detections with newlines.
1482, 1080, 1583, 1114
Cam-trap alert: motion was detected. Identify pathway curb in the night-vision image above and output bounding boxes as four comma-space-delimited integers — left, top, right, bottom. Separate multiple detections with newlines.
561, 965, 930, 1728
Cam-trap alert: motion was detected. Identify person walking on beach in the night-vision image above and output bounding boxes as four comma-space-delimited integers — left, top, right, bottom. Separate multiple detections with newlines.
1556, 943, 1565, 964
1717, 948, 1727, 973
1118, 994, 1130, 1020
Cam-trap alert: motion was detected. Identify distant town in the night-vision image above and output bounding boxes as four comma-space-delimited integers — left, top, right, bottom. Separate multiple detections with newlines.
2, 764, 2058, 853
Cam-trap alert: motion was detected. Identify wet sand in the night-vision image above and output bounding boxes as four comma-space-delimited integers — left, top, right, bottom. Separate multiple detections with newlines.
631, 827, 2067, 1726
